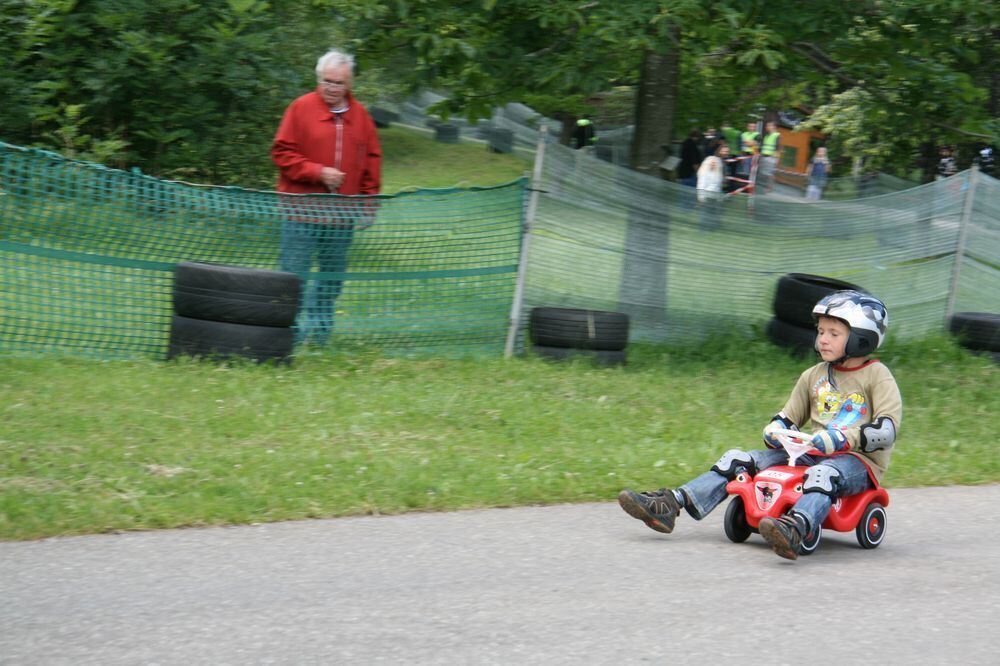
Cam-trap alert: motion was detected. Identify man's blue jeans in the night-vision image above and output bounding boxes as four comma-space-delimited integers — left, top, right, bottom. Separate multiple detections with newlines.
279, 220, 354, 346
679, 448, 872, 533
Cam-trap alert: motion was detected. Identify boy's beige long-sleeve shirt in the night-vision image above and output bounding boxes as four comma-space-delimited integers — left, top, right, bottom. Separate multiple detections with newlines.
781, 360, 902, 483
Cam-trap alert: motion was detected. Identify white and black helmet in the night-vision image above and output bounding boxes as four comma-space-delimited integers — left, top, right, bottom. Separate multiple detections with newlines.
812, 290, 889, 358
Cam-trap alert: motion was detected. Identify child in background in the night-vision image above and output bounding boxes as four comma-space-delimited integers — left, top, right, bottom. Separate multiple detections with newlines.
806, 147, 830, 200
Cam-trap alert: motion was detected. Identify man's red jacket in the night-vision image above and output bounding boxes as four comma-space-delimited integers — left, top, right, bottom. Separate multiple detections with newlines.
271, 90, 382, 196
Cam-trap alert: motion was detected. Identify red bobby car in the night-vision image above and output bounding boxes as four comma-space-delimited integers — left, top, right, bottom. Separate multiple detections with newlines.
723, 428, 889, 555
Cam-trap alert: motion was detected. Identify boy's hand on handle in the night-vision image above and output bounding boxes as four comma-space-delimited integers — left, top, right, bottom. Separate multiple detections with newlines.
811, 428, 848, 454
763, 414, 797, 449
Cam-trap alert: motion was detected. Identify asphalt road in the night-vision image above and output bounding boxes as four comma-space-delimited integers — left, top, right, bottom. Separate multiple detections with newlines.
2, 485, 998, 665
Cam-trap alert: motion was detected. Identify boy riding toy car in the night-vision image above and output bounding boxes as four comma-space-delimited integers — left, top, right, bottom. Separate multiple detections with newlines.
722, 427, 889, 554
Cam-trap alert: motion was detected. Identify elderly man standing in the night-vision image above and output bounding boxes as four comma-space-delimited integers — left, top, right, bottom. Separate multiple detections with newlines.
271, 48, 382, 347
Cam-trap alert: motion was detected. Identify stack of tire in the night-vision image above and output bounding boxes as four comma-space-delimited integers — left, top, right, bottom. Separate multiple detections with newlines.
167, 261, 301, 364
528, 307, 629, 366
949, 312, 1000, 363
766, 273, 866, 354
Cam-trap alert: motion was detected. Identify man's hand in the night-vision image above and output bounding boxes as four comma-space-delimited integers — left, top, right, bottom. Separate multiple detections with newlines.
320, 167, 346, 191
810, 428, 848, 454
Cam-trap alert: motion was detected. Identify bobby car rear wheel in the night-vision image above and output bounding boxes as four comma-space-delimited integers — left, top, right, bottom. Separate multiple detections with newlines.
724, 497, 752, 543
856, 502, 887, 549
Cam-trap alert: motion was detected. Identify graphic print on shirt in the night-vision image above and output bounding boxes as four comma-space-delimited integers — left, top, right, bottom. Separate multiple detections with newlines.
813, 377, 868, 430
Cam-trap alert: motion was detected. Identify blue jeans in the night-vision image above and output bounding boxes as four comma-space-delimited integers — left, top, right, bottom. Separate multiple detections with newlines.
279, 220, 355, 346
679, 449, 872, 533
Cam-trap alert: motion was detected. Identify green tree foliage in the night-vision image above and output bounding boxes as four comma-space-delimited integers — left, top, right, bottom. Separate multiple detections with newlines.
2, 0, 996, 181
0, 0, 337, 185
327, 0, 998, 176
775, 0, 998, 177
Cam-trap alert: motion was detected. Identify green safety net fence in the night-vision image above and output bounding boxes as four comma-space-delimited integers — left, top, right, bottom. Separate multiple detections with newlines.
0, 142, 526, 359
4, 134, 998, 361
515, 140, 1000, 347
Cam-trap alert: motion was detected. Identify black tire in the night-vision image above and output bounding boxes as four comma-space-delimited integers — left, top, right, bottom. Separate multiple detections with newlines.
724, 497, 752, 543
773, 273, 866, 328
856, 502, 887, 549
529, 307, 629, 351
167, 315, 293, 364
488, 128, 514, 154
173, 261, 301, 327
766, 317, 817, 355
369, 106, 399, 129
949, 312, 1000, 352
530, 344, 626, 367
435, 123, 460, 143
799, 525, 822, 555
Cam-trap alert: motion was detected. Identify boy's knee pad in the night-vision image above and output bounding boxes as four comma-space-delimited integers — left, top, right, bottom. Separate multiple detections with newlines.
803, 465, 841, 496
860, 417, 896, 453
712, 449, 755, 478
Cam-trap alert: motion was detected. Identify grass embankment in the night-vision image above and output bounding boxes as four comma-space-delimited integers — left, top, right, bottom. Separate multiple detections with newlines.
380, 125, 529, 192
2, 335, 996, 540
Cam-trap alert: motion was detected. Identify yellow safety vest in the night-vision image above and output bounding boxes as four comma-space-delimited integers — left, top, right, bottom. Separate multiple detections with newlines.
740, 131, 758, 154
762, 132, 780, 156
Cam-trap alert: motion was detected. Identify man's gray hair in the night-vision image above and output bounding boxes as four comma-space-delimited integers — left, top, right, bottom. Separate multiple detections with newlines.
315, 49, 355, 78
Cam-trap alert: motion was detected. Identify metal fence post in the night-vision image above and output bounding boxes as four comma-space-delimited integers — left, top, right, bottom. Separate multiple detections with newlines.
504, 125, 548, 358
944, 165, 979, 325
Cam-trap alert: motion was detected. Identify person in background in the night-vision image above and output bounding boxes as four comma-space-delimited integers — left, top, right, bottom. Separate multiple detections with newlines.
701, 127, 720, 159
735, 138, 757, 184
573, 116, 596, 149
696, 144, 726, 231
739, 121, 760, 158
735, 121, 760, 187
937, 146, 957, 180
759, 121, 781, 193
271, 48, 382, 347
976, 145, 995, 177
677, 129, 703, 187
720, 123, 741, 157
720, 142, 740, 193
806, 146, 831, 201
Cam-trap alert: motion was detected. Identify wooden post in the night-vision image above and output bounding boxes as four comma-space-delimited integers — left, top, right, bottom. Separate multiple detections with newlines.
944, 165, 979, 325
504, 125, 548, 358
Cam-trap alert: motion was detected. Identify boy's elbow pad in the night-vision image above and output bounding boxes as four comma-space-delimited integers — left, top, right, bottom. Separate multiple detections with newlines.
860, 417, 896, 453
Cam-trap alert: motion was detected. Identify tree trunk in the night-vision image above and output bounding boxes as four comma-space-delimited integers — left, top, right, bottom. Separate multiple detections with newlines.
618, 34, 680, 338
989, 29, 1000, 119
553, 112, 576, 147
629, 37, 679, 174
919, 140, 938, 184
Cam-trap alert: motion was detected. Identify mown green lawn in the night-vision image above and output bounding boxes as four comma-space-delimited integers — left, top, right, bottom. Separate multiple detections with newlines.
1, 335, 996, 540
380, 125, 529, 192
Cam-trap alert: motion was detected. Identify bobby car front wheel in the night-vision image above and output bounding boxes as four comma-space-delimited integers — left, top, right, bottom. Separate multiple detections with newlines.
799, 525, 822, 555
724, 497, 752, 543
856, 502, 887, 549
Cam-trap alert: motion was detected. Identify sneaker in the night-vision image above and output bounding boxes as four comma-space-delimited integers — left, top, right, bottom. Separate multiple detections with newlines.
758, 514, 806, 560
618, 488, 681, 534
